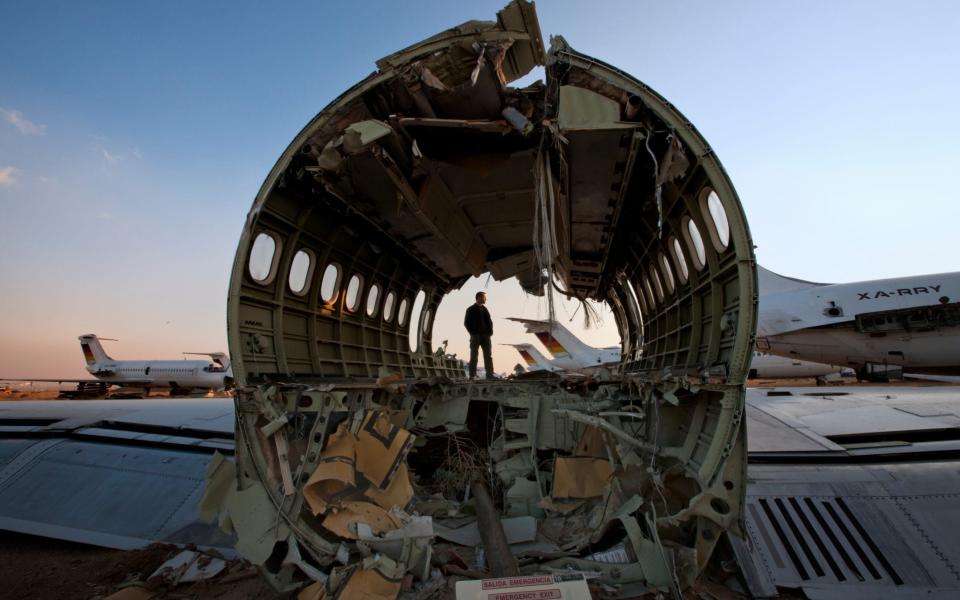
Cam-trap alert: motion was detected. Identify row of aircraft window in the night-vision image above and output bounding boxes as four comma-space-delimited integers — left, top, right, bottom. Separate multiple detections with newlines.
117, 368, 195, 375
247, 238, 431, 351
627, 188, 731, 316
247, 188, 730, 344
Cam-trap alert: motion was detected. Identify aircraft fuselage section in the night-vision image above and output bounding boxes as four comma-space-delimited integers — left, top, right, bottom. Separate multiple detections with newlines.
87, 359, 231, 389
762, 322, 960, 375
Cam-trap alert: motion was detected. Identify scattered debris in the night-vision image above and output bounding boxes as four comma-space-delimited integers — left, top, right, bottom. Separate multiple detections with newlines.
150, 549, 226, 585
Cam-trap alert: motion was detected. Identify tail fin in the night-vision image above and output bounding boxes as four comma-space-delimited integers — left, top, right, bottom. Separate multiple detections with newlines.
504, 343, 554, 371
758, 266, 827, 295
184, 351, 232, 373
78, 334, 113, 366
507, 318, 593, 360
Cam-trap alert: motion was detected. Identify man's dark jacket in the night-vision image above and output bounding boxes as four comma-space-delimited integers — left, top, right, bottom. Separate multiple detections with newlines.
464, 304, 493, 336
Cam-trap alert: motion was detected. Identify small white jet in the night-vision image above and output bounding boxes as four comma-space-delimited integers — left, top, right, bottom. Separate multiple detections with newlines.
78, 334, 233, 393
757, 266, 960, 379
1, 334, 233, 396
507, 318, 620, 373
503, 343, 563, 373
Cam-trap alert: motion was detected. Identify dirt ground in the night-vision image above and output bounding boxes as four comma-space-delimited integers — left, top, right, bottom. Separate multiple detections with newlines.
0, 533, 280, 599
0, 389, 233, 401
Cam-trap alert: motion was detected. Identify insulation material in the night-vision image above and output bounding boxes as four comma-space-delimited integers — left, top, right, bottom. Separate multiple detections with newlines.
550, 457, 614, 499
355, 410, 416, 490
362, 461, 414, 510
303, 423, 356, 515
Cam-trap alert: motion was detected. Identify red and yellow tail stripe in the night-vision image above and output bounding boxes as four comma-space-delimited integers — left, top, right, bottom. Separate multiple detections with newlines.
518, 349, 537, 366
81, 343, 96, 364
534, 332, 567, 355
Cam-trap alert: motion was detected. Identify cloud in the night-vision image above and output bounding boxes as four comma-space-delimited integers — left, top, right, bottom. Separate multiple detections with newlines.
0, 108, 46, 136
0, 166, 18, 186
101, 148, 120, 164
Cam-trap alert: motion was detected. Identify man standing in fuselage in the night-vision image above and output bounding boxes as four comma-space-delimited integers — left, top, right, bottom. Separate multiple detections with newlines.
464, 291, 494, 379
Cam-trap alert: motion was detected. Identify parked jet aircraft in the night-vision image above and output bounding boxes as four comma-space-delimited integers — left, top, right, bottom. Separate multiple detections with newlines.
0, 334, 233, 395
507, 317, 848, 380
757, 266, 960, 379
507, 318, 620, 373
503, 342, 562, 373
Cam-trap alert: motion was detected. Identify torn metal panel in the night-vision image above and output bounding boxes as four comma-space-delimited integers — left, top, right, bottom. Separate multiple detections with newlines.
550, 456, 614, 499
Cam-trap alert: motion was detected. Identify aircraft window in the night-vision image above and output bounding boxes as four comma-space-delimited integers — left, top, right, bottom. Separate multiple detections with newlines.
683, 216, 707, 271
320, 263, 341, 303
642, 275, 657, 308
248, 232, 278, 283
670, 236, 689, 283
288, 249, 313, 295
701, 188, 730, 251
624, 277, 645, 333
649, 264, 665, 302
658, 252, 675, 294
366, 283, 381, 317
345, 275, 363, 312
423, 309, 433, 338
629, 277, 648, 315
383, 291, 397, 322
398, 298, 410, 327
409, 290, 426, 352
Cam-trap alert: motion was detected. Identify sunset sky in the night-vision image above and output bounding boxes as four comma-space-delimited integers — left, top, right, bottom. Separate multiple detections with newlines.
2, 1, 958, 378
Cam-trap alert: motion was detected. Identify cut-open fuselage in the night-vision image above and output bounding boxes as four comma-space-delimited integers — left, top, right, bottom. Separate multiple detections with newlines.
223, 1, 757, 595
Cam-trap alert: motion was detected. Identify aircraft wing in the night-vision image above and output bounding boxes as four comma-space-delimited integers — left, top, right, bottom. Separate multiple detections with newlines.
0, 398, 235, 551
736, 385, 960, 597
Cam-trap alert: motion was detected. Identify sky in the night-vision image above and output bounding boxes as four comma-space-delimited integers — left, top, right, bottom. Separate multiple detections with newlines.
1, 1, 958, 378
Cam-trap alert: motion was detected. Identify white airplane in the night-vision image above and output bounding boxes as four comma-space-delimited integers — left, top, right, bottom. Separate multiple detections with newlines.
507, 318, 620, 373
503, 343, 563, 373
78, 334, 233, 393
506, 318, 848, 380
757, 266, 960, 380
1, 334, 233, 395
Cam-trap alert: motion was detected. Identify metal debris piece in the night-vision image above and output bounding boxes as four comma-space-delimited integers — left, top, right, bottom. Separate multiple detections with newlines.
472, 481, 521, 578
151, 549, 227, 585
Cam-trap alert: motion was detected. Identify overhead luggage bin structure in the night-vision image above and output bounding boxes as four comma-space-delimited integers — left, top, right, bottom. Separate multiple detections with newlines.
221, 1, 757, 595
